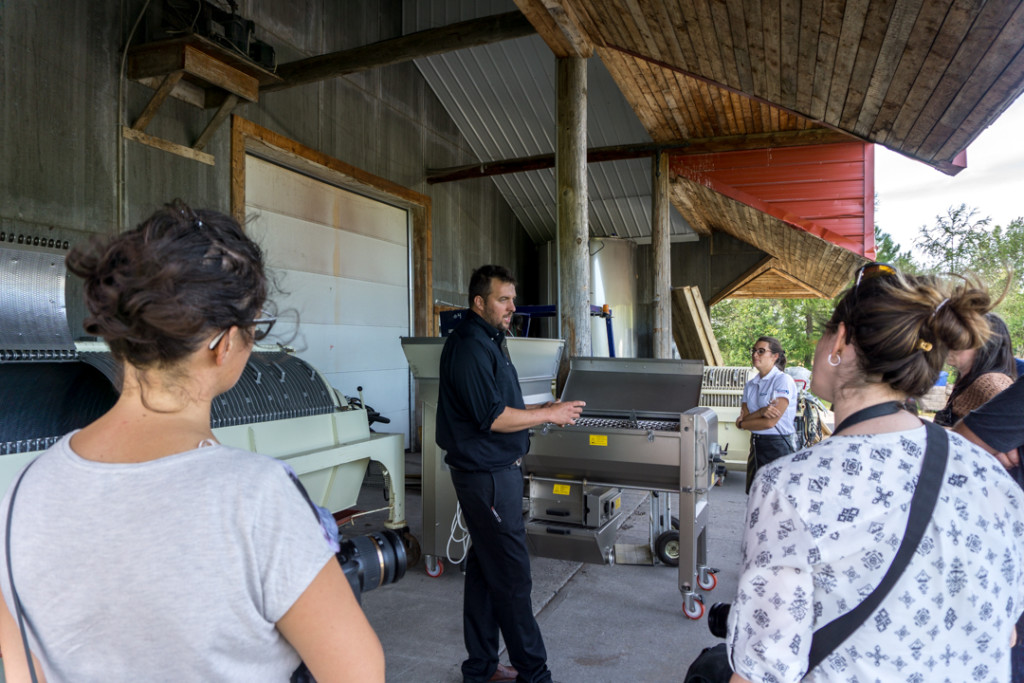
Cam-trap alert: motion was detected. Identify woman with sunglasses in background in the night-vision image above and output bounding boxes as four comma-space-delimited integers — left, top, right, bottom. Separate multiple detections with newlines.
933, 312, 1017, 427
725, 264, 1024, 683
736, 336, 798, 494
0, 201, 385, 682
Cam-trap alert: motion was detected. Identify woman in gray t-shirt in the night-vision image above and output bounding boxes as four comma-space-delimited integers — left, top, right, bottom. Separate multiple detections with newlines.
0, 201, 384, 682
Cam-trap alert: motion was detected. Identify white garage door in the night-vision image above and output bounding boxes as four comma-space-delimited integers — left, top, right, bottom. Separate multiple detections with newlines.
245, 155, 411, 444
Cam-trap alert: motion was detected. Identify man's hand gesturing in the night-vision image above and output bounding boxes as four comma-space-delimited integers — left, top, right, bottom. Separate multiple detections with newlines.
549, 400, 585, 427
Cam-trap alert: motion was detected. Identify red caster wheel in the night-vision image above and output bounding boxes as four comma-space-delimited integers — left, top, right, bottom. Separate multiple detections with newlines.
425, 557, 444, 577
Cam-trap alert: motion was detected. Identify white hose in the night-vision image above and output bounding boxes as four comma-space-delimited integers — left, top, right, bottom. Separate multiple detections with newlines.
446, 502, 470, 564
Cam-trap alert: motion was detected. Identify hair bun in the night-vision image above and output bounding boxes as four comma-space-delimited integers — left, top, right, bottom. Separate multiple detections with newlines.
66, 200, 267, 367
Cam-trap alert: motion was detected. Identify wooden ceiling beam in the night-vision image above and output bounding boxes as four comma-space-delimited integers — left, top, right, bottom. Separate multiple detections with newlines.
709, 256, 775, 306
513, 0, 594, 57
426, 128, 854, 183
263, 12, 536, 93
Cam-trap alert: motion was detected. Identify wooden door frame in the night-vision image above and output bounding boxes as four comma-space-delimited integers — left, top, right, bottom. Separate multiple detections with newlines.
230, 115, 434, 336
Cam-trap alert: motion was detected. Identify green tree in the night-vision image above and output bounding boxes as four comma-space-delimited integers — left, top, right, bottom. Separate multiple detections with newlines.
874, 224, 917, 272
914, 206, 1024, 355
914, 203, 990, 272
711, 297, 834, 368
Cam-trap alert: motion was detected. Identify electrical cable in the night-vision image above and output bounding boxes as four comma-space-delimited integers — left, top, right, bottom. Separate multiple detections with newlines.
116, 0, 153, 231
445, 502, 470, 565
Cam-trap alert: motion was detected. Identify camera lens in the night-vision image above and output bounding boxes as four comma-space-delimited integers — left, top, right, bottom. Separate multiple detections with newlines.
336, 528, 407, 601
707, 602, 731, 638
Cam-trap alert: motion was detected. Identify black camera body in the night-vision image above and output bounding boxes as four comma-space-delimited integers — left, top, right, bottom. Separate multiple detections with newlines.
336, 528, 407, 602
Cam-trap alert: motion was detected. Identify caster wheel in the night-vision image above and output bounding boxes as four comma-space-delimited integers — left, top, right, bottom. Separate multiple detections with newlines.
655, 530, 680, 567
697, 571, 717, 591
683, 596, 705, 620
425, 557, 444, 578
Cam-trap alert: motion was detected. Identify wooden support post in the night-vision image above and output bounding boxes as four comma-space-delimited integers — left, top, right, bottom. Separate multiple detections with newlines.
652, 151, 672, 358
556, 56, 589, 379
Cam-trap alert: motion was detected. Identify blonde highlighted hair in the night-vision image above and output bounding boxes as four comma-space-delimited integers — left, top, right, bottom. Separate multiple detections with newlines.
825, 271, 995, 398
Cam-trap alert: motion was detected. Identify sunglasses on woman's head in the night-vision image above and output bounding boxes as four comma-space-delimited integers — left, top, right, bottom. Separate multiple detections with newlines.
751, 347, 770, 356
853, 262, 896, 290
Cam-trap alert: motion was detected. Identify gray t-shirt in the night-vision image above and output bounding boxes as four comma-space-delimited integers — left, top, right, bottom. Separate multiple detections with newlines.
0, 433, 337, 682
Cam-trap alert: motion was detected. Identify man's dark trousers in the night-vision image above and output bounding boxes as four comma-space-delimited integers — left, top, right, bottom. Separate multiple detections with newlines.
450, 465, 551, 683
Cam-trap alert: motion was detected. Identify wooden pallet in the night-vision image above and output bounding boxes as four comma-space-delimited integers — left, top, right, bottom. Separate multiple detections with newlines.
671, 285, 723, 366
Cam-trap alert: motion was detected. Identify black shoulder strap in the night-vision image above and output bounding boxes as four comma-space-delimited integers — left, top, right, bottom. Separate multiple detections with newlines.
6, 458, 41, 683
806, 421, 948, 675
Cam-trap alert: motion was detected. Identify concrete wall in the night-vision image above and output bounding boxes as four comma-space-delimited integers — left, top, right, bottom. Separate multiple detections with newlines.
0, 0, 536, 333
634, 233, 766, 358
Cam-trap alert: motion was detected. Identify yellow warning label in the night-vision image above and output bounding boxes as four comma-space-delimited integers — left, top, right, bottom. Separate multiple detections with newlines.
552, 484, 572, 496
589, 434, 608, 446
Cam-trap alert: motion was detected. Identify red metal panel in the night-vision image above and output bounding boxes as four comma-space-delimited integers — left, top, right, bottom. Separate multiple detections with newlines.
671, 142, 875, 258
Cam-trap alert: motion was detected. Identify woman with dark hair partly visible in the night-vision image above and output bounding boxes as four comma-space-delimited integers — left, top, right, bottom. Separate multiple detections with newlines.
726, 265, 1024, 683
0, 201, 385, 682
736, 336, 798, 493
933, 312, 1017, 427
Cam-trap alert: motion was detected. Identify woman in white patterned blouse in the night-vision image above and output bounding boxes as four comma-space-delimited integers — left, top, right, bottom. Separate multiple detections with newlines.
727, 265, 1024, 683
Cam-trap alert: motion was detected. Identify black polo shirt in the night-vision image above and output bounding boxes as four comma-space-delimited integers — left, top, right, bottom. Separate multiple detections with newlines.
436, 310, 529, 472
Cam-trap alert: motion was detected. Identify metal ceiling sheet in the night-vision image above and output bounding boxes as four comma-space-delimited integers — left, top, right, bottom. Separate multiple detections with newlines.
404, 1, 696, 244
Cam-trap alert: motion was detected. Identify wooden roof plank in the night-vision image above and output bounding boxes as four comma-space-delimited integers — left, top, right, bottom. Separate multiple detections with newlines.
710, 0, 742, 88
741, 0, 768, 97
810, 1, 845, 120
724, 0, 755, 94
650, 63, 687, 137
916, 3, 1024, 160
512, 0, 594, 57
933, 45, 1024, 161
677, 0, 719, 86
901, 0, 1021, 155
602, 0, 645, 56
762, 0, 784, 106
867, 2, 945, 144
779, 0, 803, 106
659, 0, 694, 68
854, 0, 926, 137
709, 255, 774, 305
796, 0, 824, 114
824, 0, 871, 125
885, 0, 986, 148
673, 71, 707, 138
626, 0, 672, 69
838, 0, 901, 131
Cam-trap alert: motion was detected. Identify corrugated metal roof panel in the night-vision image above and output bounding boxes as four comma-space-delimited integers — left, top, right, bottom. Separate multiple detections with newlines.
406, 1, 694, 244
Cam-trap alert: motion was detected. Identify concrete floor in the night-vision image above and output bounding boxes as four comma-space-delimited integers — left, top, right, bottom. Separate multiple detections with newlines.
355, 455, 749, 683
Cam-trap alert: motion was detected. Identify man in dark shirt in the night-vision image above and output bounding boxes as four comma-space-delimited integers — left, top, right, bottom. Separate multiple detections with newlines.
955, 376, 1024, 485
437, 265, 584, 683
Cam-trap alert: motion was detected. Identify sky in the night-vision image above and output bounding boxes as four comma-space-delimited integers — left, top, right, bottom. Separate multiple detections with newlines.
874, 94, 1024, 254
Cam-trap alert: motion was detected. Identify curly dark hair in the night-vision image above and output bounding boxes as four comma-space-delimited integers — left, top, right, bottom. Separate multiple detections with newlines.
66, 200, 268, 368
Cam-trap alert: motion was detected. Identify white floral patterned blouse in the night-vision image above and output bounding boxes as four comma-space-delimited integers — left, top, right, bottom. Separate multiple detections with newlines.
726, 426, 1024, 683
